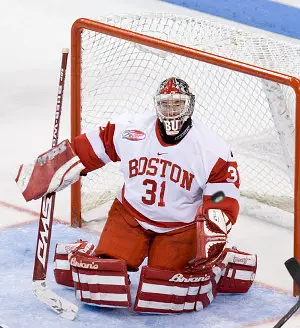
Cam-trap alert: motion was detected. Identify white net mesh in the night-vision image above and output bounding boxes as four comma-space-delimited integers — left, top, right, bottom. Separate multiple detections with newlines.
76, 13, 300, 221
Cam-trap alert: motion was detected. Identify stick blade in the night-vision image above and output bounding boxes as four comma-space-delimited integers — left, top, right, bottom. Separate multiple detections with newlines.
285, 257, 300, 288
33, 280, 78, 320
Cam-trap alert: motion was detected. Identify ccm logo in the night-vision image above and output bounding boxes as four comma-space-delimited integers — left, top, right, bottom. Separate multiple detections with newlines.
37, 195, 53, 268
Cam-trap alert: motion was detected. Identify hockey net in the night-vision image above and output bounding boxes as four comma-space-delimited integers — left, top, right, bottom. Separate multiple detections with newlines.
70, 14, 300, 238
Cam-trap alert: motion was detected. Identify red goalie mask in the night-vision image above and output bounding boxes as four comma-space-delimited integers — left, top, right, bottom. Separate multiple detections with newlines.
154, 77, 195, 136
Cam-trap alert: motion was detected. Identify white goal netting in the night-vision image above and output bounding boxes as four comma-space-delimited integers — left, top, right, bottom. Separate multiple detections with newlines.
75, 13, 300, 223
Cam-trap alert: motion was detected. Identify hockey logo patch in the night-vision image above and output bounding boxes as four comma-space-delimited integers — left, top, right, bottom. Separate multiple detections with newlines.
122, 130, 145, 141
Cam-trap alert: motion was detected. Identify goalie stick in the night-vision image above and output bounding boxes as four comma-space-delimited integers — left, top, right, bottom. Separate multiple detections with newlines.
32, 48, 78, 320
273, 257, 300, 327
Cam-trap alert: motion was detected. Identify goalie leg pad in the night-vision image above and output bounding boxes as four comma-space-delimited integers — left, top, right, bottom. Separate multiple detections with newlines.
134, 266, 219, 314
54, 240, 95, 288
69, 252, 131, 308
217, 248, 257, 293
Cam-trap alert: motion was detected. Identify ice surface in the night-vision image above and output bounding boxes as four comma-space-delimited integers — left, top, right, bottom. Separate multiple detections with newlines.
0, 222, 297, 328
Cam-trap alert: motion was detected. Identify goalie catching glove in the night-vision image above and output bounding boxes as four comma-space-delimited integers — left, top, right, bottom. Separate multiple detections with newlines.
15, 140, 85, 201
186, 207, 232, 274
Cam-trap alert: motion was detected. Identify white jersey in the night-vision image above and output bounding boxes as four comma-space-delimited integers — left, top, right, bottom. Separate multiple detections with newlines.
73, 113, 240, 233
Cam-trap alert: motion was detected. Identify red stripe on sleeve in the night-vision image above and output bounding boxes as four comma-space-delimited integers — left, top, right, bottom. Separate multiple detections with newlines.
208, 158, 240, 188
204, 156, 240, 224
72, 134, 105, 174
99, 122, 121, 162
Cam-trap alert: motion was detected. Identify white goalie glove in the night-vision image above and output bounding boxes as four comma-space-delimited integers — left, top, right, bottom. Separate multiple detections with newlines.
15, 140, 85, 201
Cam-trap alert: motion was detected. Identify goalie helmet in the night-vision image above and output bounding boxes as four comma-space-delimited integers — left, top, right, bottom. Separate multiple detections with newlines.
154, 77, 195, 138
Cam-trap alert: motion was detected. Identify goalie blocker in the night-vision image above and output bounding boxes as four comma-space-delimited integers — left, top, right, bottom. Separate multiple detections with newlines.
54, 243, 257, 313
15, 140, 84, 202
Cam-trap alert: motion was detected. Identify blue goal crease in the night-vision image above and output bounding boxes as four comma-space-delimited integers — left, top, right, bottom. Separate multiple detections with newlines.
0, 222, 297, 327
162, 0, 300, 40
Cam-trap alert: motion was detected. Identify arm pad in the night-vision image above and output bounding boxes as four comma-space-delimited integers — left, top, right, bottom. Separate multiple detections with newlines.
15, 140, 85, 201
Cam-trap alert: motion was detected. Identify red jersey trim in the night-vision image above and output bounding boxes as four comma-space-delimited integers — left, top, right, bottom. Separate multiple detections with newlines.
72, 135, 105, 174
121, 186, 193, 229
208, 157, 240, 188
99, 122, 121, 162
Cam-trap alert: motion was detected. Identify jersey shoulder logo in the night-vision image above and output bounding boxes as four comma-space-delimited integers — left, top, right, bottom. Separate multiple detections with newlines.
122, 129, 146, 141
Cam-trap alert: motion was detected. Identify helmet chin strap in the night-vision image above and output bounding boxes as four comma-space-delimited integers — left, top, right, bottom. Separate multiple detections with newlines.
158, 118, 193, 144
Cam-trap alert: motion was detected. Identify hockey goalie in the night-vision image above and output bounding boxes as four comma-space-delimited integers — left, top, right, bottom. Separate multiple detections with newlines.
16, 77, 257, 313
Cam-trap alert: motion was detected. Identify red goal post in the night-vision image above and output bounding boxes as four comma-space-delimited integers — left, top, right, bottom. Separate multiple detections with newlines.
70, 17, 300, 280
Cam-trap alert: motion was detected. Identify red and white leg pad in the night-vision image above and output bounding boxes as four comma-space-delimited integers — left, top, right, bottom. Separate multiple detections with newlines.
134, 266, 218, 314
69, 252, 131, 308
216, 248, 257, 293
53, 240, 95, 288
